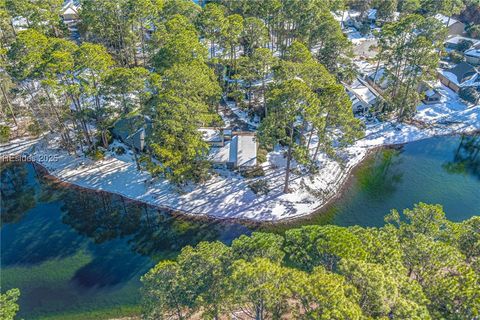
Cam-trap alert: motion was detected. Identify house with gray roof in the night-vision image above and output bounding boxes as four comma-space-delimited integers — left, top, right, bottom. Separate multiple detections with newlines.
465, 48, 480, 65
438, 62, 480, 92
209, 132, 257, 169
111, 115, 152, 151
434, 14, 465, 37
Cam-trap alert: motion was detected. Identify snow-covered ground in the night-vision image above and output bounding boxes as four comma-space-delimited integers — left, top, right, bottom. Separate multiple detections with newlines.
1, 93, 479, 222
415, 84, 477, 125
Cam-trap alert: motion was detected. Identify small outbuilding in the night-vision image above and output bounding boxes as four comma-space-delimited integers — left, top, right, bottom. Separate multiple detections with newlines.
61, 0, 80, 23
444, 36, 480, 51
423, 89, 443, 104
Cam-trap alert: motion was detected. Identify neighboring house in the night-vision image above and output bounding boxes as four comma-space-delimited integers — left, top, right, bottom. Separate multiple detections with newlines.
367, 67, 389, 92
111, 115, 152, 151
344, 78, 381, 114
465, 48, 480, 65
61, 0, 81, 41
423, 89, 443, 104
61, 0, 80, 22
438, 62, 480, 92
209, 132, 257, 169
434, 14, 465, 37
444, 36, 480, 50
366, 8, 399, 25
344, 11, 362, 29
11, 17, 28, 32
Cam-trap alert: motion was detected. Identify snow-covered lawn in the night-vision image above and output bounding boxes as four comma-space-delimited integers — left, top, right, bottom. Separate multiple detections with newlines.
415, 84, 478, 126
2, 95, 479, 222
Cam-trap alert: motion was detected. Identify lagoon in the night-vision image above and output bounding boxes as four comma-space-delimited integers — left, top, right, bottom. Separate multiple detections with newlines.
1, 134, 479, 319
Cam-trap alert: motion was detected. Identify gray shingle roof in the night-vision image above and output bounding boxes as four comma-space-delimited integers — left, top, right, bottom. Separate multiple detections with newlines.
448, 62, 477, 84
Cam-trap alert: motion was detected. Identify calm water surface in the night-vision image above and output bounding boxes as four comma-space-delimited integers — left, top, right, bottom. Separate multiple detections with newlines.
1, 134, 479, 319
331, 134, 479, 226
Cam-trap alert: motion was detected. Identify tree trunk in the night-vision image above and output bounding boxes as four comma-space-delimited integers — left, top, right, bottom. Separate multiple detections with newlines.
0, 84, 18, 126
284, 125, 295, 193
373, 59, 381, 85
43, 87, 74, 150
262, 76, 267, 117
140, 20, 147, 67
306, 128, 314, 151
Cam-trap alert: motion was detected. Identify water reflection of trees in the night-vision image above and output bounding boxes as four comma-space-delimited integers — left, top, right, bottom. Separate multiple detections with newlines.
59, 189, 241, 258
357, 147, 403, 198
0, 162, 36, 224
443, 135, 480, 180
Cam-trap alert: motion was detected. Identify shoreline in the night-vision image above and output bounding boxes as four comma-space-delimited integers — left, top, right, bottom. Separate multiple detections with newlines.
3, 128, 478, 224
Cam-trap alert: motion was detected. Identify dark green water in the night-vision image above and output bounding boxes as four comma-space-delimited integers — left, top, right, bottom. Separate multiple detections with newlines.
279, 134, 479, 230
0, 163, 249, 319
1, 134, 479, 319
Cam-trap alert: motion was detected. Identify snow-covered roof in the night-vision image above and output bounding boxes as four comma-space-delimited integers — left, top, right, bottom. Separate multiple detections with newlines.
440, 62, 480, 86
209, 133, 257, 167
445, 36, 480, 46
367, 9, 377, 20
465, 48, 480, 58
348, 79, 378, 105
209, 142, 231, 163
199, 128, 223, 143
64, 7, 77, 15
62, 0, 80, 11
425, 89, 437, 97
369, 68, 389, 89
234, 134, 257, 167
434, 14, 459, 27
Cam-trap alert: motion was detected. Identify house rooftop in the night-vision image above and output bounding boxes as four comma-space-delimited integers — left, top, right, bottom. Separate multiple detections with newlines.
367, 9, 377, 20
425, 89, 438, 97
234, 134, 257, 167
209, 133, 257, 168
434, 13, 459, 27
440, 62, 479, 86
348, 79, 378, 105
449, 62, 477, 81
199, 128, 223, 143
465, 48, 480, 58
445, 36, 480, 46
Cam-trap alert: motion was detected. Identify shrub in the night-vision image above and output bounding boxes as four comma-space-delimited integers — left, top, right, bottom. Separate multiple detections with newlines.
466, 24, 480, 39
257, 148, 268, 164
448, 51, 464, 63
359, 22, 371, 35
115, 146, 126, 155
248, 180, 269, 195
88, 149, 105, 161
0, 125, 11, 143
228, 90, 244, 103
27, 121, 42, 136
242, 166, 265, 178
0, 124, 12, 143
457, 39, 473, 52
